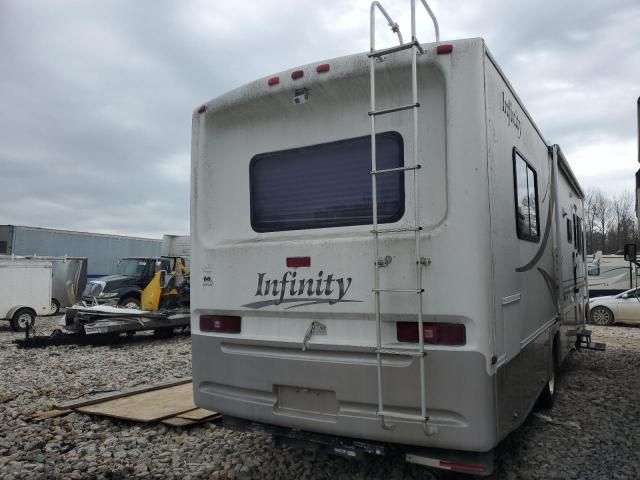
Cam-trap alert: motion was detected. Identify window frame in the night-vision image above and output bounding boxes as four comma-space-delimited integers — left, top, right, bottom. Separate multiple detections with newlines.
512, 148, 541, 243
248, 131, 405, 233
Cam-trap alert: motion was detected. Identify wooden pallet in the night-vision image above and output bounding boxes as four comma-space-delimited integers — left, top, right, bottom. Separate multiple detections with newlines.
29, 378, 219, 427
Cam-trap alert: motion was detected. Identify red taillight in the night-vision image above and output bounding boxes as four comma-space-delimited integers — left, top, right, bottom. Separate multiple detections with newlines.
286, 256, 311, 268
291, 70, 304, 80
316, 63, 330, 73
200, 315, 241, 334
436, 44, 454, 55
196, 105, 207, 114
396, 322, 465, 345
267, 76, 280, 86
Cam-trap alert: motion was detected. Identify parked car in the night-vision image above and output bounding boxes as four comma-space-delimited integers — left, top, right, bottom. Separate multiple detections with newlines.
589, 287, 640, 325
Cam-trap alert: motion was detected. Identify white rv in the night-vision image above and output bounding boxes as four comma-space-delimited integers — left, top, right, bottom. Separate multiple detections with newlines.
587, 252, 636, 297
190, 4, 587, 475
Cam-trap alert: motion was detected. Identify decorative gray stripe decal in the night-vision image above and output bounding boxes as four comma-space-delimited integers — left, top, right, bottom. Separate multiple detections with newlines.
242, 298, 362, 309
537, 267, 558, 307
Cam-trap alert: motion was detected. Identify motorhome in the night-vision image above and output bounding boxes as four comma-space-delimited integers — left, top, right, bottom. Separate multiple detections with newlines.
587, 252, 636, 297
190, 3, 588, 475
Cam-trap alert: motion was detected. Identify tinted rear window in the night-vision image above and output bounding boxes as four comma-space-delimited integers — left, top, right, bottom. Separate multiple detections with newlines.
250, 132, 404, 232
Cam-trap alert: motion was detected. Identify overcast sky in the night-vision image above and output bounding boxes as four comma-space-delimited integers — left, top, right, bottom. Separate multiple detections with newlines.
1, 0, 638, 238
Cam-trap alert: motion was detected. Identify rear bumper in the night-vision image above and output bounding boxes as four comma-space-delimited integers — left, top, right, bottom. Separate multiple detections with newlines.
192, 334, 498, 452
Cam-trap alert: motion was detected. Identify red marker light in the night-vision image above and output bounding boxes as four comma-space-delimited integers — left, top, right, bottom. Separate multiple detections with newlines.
291, 70, 304, 80
200, 315, 241, 334
436, 44, 454, 55
316, 64, 330, 73
196, 105, 207, 114
268, 76, 280, 86
286, 256, 311, 268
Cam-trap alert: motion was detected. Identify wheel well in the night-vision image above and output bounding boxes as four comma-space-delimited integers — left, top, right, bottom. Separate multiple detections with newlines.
7, 306, 36, 320
119, 294, 140, 304
120, 292, 140, 300
14, 307, 36, 319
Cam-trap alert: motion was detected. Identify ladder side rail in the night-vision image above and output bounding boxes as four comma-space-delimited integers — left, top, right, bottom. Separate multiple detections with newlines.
417, 0, 440, 42
370, 3, 384, 421
411, 0, 427, 422
370, 2, 404, 48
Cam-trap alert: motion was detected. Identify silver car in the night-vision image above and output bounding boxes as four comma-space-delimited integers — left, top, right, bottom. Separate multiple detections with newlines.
589, 287, 640, 325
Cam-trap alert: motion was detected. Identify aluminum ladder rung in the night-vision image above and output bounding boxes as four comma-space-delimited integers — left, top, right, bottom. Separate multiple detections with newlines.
368, 40, 423, 58
373, 288, 424, 294
368, 102, 420, 116
377, 410, 428, 422
371, 226, 422, 234
376, 348, 425, 357
371, 165, 420, 175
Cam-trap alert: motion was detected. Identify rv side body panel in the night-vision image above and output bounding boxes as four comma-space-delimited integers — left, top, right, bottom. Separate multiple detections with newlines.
555, 158, 587, 355
192, 39, 501, 452
483, 52, 585, 440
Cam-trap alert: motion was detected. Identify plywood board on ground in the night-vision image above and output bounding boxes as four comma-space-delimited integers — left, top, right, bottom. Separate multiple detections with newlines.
176, 408, 218, 421
55, 377, 191, 410
161, 416, 200, 427
75, 382, 195, 422
27, 409, 72, 421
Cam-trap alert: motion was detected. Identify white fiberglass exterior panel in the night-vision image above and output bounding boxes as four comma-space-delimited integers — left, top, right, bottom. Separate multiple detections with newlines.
0, 257, 52, 318
192, 39, 494, 361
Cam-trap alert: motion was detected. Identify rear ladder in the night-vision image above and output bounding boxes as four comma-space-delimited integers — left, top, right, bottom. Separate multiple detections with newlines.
368, 1, 439, 432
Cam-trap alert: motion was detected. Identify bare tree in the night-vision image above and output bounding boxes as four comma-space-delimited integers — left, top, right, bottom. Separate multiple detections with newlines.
610, 190, 634, 252
584, 188, 598, 254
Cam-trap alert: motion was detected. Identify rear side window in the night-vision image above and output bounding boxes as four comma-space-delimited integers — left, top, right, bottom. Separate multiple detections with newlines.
250, 132, 404, 232
513, 148, 540, 242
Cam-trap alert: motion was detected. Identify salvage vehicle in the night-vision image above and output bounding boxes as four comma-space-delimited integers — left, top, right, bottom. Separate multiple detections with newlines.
190, 2, 599, 476
82, 235, 190, 308
64, 236, 190, 338
82, 257, 166, 308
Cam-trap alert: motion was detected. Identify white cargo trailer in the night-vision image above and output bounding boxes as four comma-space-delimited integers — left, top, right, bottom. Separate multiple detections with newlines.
0, 257, 53, 331
190, 4, 589, 475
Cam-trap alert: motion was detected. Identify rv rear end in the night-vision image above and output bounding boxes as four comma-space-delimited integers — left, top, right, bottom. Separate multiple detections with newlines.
192, 38, 499, 466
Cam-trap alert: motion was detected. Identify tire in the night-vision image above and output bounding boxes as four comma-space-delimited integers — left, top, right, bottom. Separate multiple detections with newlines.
539, 337, 559, 409
10, 308, 35, 332
50, 299, 60, 316
119, 297, 140, 309
590, 306, 614, 326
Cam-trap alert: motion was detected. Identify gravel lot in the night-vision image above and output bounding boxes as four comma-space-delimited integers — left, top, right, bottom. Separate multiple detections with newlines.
1, 317, 638, 479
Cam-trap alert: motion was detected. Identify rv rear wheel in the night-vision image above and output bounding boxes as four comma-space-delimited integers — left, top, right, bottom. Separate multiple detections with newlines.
538, 338, 559, 409
50, 299, 60, 316
10, 308, 35, 332
590, 306, 614, 326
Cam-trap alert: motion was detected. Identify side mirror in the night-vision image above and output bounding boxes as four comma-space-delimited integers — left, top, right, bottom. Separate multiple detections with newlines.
624, 243, 637, 262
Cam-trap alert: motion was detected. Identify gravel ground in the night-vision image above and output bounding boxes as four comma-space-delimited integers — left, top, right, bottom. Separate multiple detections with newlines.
1, 317, 638, 479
